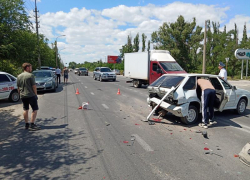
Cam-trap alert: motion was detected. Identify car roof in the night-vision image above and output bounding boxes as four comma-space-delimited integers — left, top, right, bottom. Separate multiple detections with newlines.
33, 70, 53, 72
162, 73, 220, 78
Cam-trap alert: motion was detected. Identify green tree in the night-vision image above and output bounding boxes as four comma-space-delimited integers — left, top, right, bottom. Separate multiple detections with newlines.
151, 15, 203, 71
133, 33, 139, 52
142, 33, 147, 52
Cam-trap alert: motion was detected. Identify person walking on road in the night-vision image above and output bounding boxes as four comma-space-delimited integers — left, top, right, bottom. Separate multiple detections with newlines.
55, 67, 61, 85
62, 67, 69, 84
197, 78, 216, 129
218, 62, 227, 81
17, 63, 40, 130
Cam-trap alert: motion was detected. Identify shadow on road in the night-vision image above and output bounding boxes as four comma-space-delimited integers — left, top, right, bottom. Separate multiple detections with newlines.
0, 116, 103, 179
150, 109, 250, 129
0, 99, 22, 109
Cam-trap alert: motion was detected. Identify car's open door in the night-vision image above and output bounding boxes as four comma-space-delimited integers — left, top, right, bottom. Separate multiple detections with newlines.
217, 77, 229, 111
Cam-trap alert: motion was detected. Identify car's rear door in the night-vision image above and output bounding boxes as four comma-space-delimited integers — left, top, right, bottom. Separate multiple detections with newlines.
0, 74, 12, 99
210, 77, 229, 111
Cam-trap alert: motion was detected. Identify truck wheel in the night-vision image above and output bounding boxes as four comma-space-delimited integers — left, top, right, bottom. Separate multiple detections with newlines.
133, 80, 141, 88
180, 105, 198, 125
235, 98, 247, 115
9, 90, 20, 102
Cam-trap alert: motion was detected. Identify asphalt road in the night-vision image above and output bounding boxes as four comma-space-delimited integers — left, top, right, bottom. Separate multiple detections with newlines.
0, 72, 250, 180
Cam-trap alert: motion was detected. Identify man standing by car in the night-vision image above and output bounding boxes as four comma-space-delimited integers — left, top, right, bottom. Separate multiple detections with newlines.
62, 67, 69, 84
55, 67, 61, 85
197, 78, 216, 129
218, 62, 227, 81
17, 63, 40, 130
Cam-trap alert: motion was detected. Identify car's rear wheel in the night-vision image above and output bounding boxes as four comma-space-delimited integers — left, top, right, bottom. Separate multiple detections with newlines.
235, 98, 247, 115
181, 105, 198, 125
9, 90, 20, 102
133, 80, 141, 88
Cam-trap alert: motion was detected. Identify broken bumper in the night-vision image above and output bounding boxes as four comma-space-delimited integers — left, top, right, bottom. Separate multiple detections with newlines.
147, 97, 189, 117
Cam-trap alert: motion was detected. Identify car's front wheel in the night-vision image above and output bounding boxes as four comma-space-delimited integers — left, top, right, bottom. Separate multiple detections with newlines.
9, 90, 20, 102
235, 98, 247, 115
181, 105, 198, 125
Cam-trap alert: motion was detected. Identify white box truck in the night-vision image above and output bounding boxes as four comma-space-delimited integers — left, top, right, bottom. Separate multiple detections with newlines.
124, 50, 186, 87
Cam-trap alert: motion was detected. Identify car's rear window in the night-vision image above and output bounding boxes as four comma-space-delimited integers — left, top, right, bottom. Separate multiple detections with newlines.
33, 71, 52, 78
150, 76, 185, 88
79, 68, 86, 70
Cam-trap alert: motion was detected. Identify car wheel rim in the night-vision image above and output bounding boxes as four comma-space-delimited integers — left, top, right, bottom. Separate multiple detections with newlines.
187, 109, 196, 122
12, 92, 19, 101
239, 101, 246, 112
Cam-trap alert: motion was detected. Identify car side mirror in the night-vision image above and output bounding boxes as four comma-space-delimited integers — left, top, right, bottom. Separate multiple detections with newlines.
232, 86, 237, 90
157, 69, 162, 74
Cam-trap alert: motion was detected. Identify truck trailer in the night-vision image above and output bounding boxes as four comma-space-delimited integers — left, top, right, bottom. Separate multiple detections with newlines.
124, 50, 186, 87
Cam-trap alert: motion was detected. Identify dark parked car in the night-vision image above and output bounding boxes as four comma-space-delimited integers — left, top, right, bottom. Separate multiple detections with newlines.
78, 67, 88, 76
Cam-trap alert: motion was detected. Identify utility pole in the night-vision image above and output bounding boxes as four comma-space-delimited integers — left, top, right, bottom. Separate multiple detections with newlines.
34, 0, 41, 69
202, 20, 207, 74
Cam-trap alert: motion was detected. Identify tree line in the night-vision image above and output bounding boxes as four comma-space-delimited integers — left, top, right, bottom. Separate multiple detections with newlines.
0, 0, 62, 76
1, 1, 250, 78
119, 16, 250, 78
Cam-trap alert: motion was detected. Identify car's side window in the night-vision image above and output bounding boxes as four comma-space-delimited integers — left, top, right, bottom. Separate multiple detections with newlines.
0, 74, 11, 83
210, 78, 223, 90
152, 63, 158, 71
219, 78, 231, 89
183, 76, 196, 90
7, 75, 16, 81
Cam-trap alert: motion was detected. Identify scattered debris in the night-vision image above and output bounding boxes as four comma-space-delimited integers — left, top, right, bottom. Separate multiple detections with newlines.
202, 131, 208, 139
148, 121, 155, 125
123, 141, 129, 144
204, 147, 209, 150
239, 142, 250, 167
135, 123, 140, 125
152, 118, 161, 122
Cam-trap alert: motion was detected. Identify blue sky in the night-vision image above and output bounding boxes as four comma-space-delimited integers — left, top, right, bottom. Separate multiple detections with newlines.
25, 0, 250, 65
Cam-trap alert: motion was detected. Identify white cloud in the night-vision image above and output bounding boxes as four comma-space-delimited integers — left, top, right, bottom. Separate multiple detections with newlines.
36, 2, 249, 64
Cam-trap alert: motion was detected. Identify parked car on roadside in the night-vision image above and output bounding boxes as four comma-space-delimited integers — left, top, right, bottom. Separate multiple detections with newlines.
40, 66, 50, 70
113, 69, 120, 75
78, 67, 88, 76
0, 72, 20, 102
147, 74, 250, 125
93, 67, 116, 82
32, 70, 57, 92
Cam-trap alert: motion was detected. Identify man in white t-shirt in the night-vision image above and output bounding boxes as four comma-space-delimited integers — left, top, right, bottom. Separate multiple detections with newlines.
55, 67, 61, 85
218, 62, 227, 81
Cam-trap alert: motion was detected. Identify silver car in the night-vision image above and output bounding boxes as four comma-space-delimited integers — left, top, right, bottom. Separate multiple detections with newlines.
93, 67, 116, 82
32, 70, 57, 92
147, 74, 250, 124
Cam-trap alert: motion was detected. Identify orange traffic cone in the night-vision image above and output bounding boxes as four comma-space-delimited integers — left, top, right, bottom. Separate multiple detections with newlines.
76, 88, 80, 95
117, 88, 121, 95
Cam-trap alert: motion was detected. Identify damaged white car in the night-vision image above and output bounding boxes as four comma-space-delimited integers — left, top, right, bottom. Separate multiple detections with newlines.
147, 74, 250, 124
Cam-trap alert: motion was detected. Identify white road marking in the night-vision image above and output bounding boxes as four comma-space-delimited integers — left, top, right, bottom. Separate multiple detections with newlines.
91, 92, 94, 95
85, 86, 87, 88
102, 104, 109, 109
81, 83, 83, 84
132, 134, 154, 152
